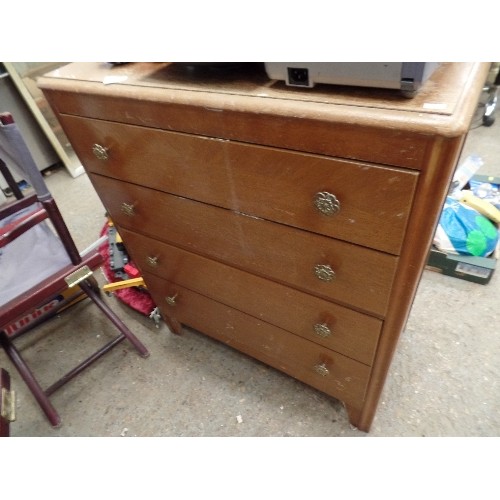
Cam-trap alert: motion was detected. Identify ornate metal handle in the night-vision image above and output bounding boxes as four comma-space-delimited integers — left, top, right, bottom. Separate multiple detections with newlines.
314, 192, 340, 216
120, 202, 136, 216
92, 143, 109, 160
314, 264, 335, 281
314, 363, 330, 377
146, 256, 159, 267
165, 293, 178, 306
313, 323, 332, 338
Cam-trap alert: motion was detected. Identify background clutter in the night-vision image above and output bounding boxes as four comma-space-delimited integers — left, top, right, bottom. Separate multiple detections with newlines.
428, 155, 500, 283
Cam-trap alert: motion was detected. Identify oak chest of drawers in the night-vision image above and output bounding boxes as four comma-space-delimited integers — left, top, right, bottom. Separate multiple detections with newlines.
39, 62, 488, 431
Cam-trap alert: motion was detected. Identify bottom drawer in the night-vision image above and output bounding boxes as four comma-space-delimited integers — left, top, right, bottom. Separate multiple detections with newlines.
145, 272, 371, 406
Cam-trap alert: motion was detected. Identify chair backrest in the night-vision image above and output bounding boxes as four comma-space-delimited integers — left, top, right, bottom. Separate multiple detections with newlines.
0, 112, 50, 200
0, 112, 79, 309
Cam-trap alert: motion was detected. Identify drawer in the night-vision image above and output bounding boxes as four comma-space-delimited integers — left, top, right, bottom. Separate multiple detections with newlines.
120, 228, 382, 365
92, 174, 398, 316
62, 114, 418, 255
144, 274, 371, 406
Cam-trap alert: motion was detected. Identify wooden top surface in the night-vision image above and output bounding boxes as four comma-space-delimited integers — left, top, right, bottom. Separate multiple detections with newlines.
39, 62, 488, 137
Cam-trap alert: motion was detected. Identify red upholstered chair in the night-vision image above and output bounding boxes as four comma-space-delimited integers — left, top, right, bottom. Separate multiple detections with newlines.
0, 112, 149, 427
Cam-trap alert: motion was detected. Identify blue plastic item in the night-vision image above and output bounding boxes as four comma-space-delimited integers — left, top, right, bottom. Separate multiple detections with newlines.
433, 196, 499, 257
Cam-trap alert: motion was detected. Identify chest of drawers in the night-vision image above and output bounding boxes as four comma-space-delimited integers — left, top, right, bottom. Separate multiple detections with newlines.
39, 62, 488, 431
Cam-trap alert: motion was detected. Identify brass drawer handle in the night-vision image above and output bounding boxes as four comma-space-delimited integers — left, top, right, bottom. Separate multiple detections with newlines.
146, 256, 159, 267
314, 363, 330, 377
165, 293, 178, 306
313, 323, 332, 338
92, 143, 109, 160
314, 264, 335, 281
120, 202, 136, 216
314, 192, 340, 216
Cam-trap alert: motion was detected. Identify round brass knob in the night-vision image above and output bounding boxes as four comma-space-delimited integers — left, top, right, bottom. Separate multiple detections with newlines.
314, 192, 340, 216
313, 323, 332, 338
92, 143, 109, 160
165, 293, 178, 306
314, 264, 335, 282
120, 202, 136, 216
314, 363, 330, 377
146, 256, 159, 267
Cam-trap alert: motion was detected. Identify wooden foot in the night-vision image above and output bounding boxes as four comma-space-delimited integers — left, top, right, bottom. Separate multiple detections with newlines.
344, 403, 372, 433
163, 315, 183, 335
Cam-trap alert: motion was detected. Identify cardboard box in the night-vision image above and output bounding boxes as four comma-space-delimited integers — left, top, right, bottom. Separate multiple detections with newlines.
426, 246, 497, 284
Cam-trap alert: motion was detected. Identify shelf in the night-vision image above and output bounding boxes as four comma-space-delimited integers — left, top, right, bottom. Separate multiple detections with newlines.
3, 62, 84, 178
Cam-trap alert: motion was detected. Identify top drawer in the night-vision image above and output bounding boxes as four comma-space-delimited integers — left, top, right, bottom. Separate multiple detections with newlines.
59, 114, 418, 255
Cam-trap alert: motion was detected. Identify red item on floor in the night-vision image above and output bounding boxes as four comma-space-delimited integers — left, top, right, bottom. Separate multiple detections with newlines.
99, 223, 156, 316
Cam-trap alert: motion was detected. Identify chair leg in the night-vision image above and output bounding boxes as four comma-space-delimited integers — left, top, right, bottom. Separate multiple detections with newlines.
0, 280, 149, 428
45, 334, 125, 396
0, 331, 61, 427
79, 280, 150, 358
43, 280, 149, 395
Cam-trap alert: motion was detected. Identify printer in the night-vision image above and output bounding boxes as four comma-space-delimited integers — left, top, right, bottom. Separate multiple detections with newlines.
264, 62, 440, 96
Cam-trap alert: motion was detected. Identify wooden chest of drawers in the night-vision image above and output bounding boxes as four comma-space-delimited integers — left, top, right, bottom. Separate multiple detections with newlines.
39, 62, 488, 431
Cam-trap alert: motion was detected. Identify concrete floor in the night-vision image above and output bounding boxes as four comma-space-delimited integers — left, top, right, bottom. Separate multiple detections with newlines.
2, 90, 500, 439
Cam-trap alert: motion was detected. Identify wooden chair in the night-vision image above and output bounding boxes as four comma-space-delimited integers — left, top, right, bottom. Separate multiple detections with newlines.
0, 112, 149, 427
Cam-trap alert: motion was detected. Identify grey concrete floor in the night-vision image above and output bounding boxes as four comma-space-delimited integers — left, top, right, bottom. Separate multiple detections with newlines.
2, 92, 500, 439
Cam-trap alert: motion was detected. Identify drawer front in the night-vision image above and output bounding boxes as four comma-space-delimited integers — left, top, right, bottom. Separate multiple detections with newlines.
92, 174, 398, 316
62, 114, 418, 255
144, 274, 371, 406
120, 228, 382, 365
